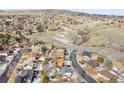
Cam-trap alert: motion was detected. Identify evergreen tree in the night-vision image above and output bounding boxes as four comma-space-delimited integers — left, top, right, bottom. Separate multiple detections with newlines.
97, 56, 104, 63
103, 60, 113, 70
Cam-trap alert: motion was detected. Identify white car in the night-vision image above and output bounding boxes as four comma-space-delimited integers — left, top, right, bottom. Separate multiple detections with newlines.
5, 55, 14, 63
64, 72, 72, 78
13, 48, 20, 55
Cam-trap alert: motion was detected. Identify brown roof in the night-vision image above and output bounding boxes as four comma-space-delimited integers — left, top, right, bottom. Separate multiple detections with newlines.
99, 70, 116, 79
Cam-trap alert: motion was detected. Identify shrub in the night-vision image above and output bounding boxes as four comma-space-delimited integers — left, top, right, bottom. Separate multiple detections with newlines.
40, 70, 49, 83
36, 26, 44, 32
103, 60, 113, 70
97, 56, 104, 63
108, 77, 117, 83
42, 47, 47, 54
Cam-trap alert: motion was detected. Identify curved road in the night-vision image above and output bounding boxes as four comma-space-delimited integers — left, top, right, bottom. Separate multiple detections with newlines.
70, 50, 97, 83
52, 42, 124, 58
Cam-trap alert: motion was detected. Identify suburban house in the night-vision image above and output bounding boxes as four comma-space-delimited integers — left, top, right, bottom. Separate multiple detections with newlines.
98, 70, 117, 82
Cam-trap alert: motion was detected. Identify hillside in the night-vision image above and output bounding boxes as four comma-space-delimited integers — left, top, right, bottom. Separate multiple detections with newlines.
1, 10, 124, 50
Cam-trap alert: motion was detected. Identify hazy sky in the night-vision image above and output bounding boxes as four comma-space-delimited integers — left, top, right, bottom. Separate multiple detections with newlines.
0, 0, 124, 10
70, 9, 124, 16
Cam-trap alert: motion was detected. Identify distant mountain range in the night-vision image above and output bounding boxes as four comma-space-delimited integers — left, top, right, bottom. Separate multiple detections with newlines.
0, 10, 5, 12
0, 9, 124, 17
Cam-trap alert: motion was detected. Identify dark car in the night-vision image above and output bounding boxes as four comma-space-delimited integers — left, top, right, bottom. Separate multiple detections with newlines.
7, 50, 14, 55
33, 71, 39, 78
0, 55, 6, 64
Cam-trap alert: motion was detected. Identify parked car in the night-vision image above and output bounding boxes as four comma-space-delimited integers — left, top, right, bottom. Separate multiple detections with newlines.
0, 55, 6, 64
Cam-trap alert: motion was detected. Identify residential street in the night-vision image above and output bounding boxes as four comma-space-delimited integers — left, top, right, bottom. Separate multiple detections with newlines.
70, 50, 97, 83
0, 48, 32, 83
